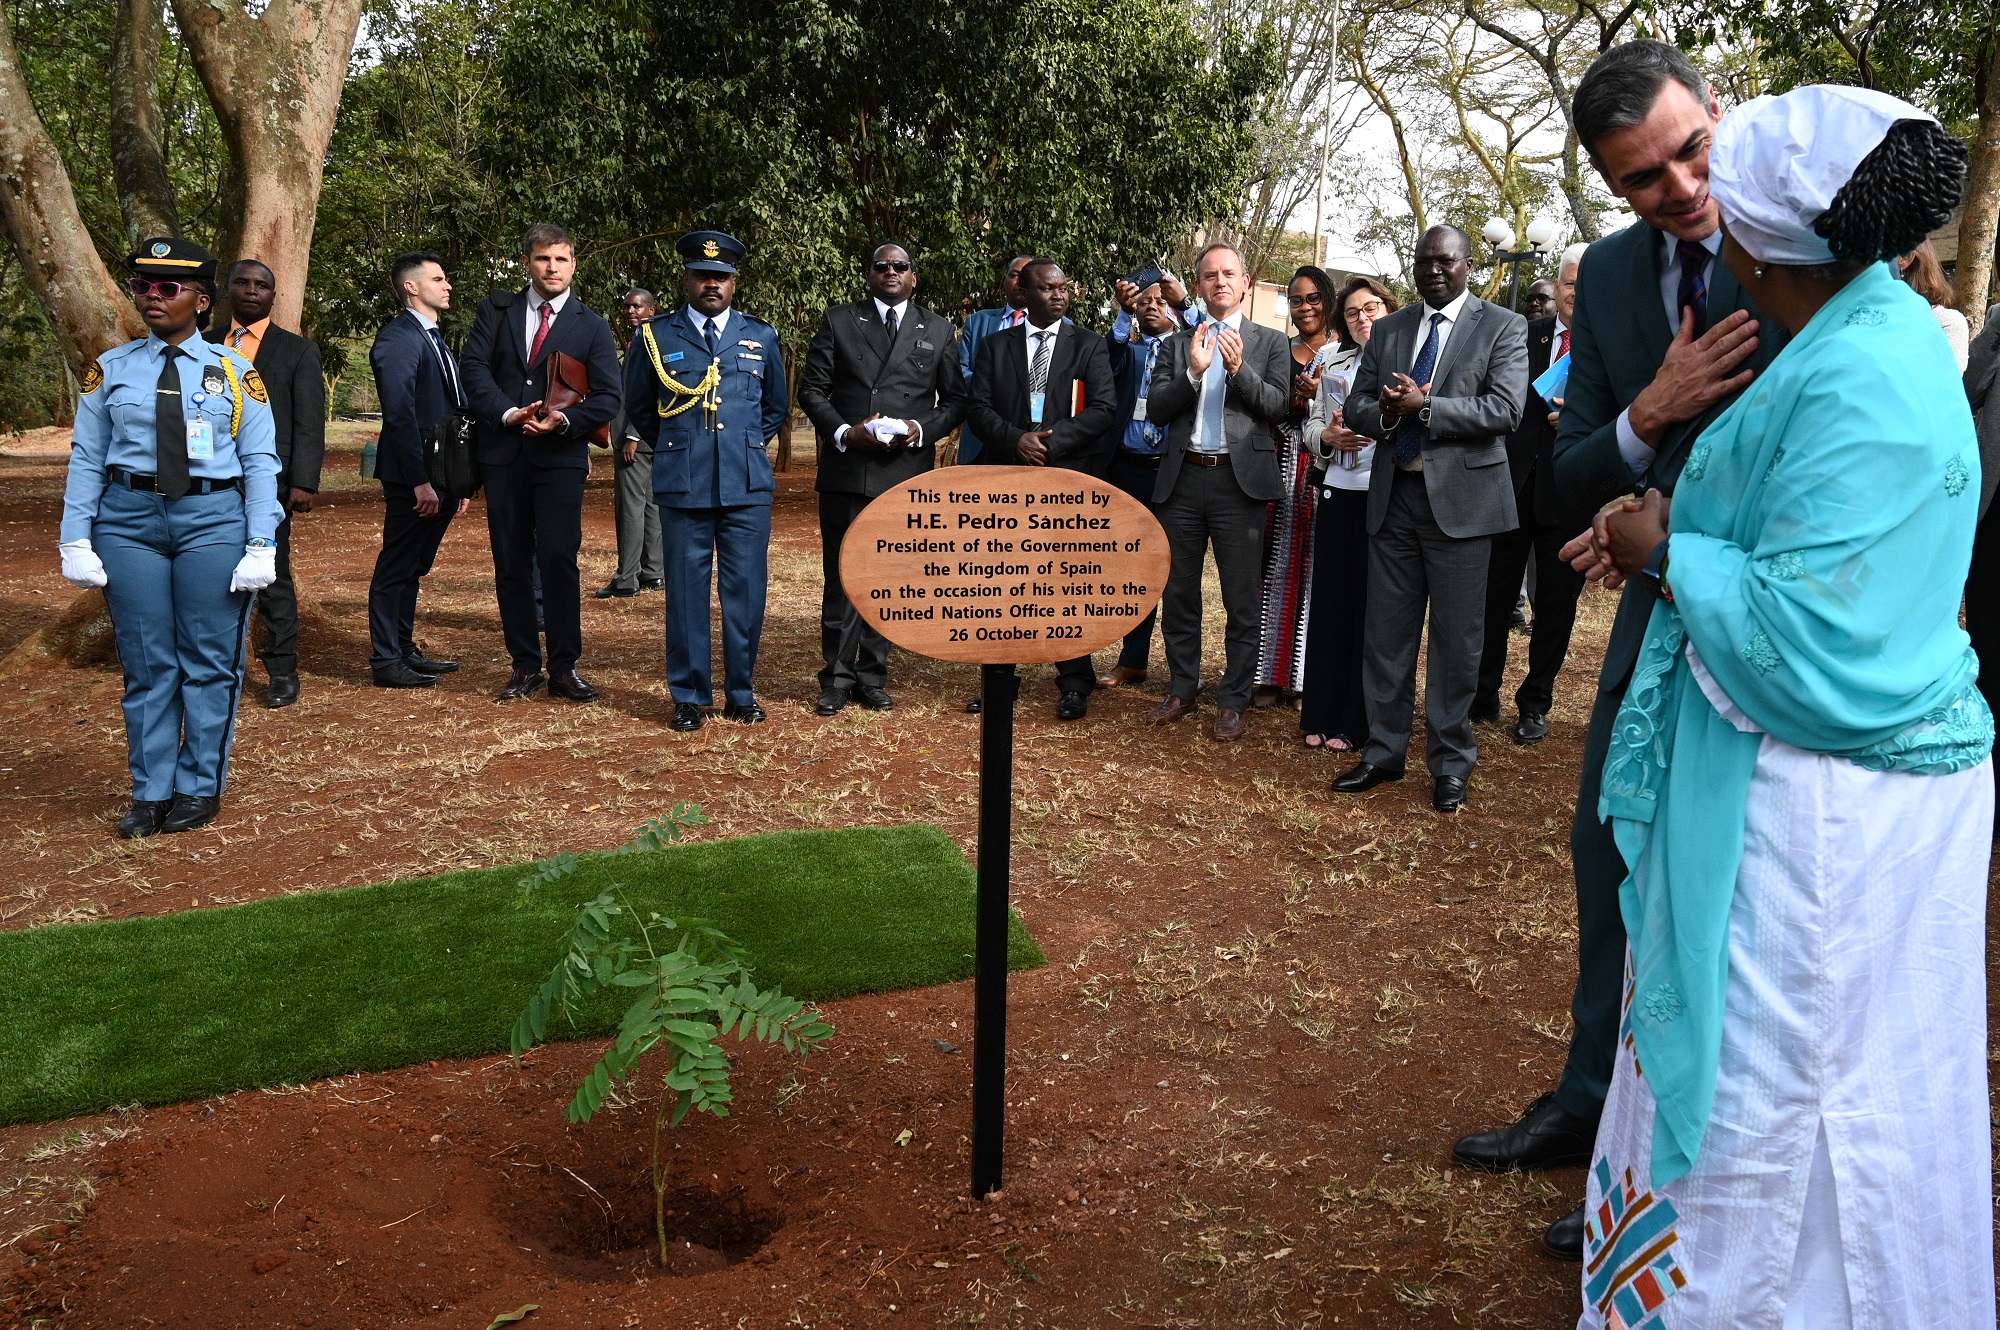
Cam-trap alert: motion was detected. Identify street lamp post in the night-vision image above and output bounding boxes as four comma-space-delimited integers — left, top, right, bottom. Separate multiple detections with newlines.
1482, 217, 1556, 312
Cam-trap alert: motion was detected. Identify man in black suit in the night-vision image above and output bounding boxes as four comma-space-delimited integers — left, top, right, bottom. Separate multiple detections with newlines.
366, 251, 470, 689
967, 258, 1118, 719
800, 243, 966, 715
1448, 41, 1781, 1261
209, 259, 325, 708
1473, 242, 1587, 745
461, 223, 623, 703
1144, 242, 1304, 742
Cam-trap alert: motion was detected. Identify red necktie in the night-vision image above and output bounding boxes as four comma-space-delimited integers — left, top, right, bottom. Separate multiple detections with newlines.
1557, 327, 1570, 360
1008, 308, 1024, 328
530, 301, 553, 362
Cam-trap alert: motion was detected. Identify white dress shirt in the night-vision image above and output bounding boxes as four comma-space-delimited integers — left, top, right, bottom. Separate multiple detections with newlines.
1391, 289, 1472, 472
833, 299, 926, 451
1615, 228, 1724, 477
524, 287, 570, 357
687, 305, 732, 345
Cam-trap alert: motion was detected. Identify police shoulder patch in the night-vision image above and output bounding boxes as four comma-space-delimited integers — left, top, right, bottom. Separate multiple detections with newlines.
80, 360, 104, 395
243, 368, 268, 404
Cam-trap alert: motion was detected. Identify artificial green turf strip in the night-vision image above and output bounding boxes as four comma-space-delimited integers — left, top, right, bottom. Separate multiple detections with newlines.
0, 823, 1043, 1126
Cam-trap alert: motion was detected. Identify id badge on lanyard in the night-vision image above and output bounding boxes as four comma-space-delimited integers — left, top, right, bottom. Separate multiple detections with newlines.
187, 391, 215, 461
1029, 392, 1046, 425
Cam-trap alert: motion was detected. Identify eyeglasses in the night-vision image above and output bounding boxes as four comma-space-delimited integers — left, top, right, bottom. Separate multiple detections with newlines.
1344, 300, 1388, 322
872, 260, 912, 273
128, 278, 188, 300
1285, 292, 1324, 307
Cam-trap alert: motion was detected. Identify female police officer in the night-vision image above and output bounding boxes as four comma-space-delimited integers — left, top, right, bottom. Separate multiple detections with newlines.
59, 237, 282, 838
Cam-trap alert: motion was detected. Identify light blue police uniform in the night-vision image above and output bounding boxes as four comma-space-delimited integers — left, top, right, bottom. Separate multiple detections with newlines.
64, 334, 281, 800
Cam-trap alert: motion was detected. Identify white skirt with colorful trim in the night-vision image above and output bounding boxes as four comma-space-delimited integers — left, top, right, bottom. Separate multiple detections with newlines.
1578, 679, 1994, 1329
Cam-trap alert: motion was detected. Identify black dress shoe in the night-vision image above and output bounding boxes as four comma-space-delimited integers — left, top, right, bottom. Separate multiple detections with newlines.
724, 700, 768, 723
161, 793, 220, 833
815, 687, 849, 716
1056, 690, 1089, 721
1514, 712, 1550, 745
594, 582, 638, 599
965, 696, 982, 714
403, 649, 458, 675
1433, 775, 1468, 814
1542, 1204, 1584, 1261
497, 668, 546, 702
669, 702, 706, 731
373, 661, 437, 689
265, 674, 300, 709
548, 670, 600, 702
117, 799, 172, 839
855, 685, 893, 711
1331, 761, 1403, 793
639, 577, 665, 591
1452, 1091, 1597, 1173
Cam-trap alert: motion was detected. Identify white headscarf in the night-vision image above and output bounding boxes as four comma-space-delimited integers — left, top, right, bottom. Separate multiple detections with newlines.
1709, 84, 1937, 266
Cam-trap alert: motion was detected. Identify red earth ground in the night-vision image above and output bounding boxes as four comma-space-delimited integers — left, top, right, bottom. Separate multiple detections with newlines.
0, 425, 1991, 1329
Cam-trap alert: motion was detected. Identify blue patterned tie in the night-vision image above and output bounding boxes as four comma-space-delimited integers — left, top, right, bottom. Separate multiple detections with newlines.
1393, 311, 1445, 465
1197, 322, 1227, 449
1675, 240, 1709, 327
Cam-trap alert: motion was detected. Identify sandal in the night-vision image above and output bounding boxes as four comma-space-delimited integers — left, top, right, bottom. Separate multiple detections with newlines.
1327, 736, 1356, 752
1303, 732, 1327, 749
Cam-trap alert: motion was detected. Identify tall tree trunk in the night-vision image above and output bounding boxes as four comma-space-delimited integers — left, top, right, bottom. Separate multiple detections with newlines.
110, 0, 180, 246
170, 0, 365, 332
1955, 33, 2000, 332
0, 1, 146, 375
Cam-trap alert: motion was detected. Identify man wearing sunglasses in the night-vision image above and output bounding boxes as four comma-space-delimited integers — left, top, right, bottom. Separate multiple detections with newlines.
800, 242, 966, 714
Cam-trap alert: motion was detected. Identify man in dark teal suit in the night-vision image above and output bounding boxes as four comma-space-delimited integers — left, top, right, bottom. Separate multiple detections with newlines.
1446, 40, 1787, 1260
624, 230, 790, 733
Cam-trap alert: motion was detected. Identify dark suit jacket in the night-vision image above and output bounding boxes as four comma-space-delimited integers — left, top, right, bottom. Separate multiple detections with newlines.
1348, 294, 1528, 538
967, 323, 1118, 476
460, 289, 622, 470
368, 309, 456, 489
1097, 328, 1166, 469
1552, 222, 1786, 691
1145, 318, 1292, 502
622, 306, 790, 509
1505, 315, 1582, 529
207, 324, 325, 492
1966, 305, 2000, 519
801, 299, 966, 497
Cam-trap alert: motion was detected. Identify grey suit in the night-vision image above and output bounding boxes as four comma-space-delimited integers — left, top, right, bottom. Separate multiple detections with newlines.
607, 393, 664, 592
1346, 294, 1528, 779
1145, 317, 1293, 710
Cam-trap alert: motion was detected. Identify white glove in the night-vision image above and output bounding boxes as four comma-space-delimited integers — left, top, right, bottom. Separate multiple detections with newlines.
59, 539, 107, 588
867, 417, 908, 443
230, 543, 277, 592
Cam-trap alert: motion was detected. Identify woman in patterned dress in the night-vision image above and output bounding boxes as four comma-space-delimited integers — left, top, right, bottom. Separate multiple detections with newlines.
1251, 266, 1338, 707
1578, 88, 1989, 1329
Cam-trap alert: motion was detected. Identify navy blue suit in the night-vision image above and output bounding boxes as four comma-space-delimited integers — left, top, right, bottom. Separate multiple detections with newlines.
366, 309, 465, 668
460, 289, 622, 676
624, 306, 789, 707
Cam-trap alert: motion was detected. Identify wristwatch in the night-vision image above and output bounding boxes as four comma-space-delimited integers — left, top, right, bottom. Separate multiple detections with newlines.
1641, 539, 1673, 601
1416, 404, 1432, 428
246, 537, 274, 549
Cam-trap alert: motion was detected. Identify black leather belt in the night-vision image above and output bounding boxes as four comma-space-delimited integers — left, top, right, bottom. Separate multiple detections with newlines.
109, 468, 241, 494
1117, 451, 1163, 468
1182, 452, 1231, 468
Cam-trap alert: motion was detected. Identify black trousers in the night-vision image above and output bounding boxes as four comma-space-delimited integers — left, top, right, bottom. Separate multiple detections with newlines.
1298, 485, 1369, 744
256, 510, 299, 677
817, 490, 893, 692
1475, 502, 1585, 717
1555, 681, 1627, 1124
1101, 452, 1164, 672
367, 483, 456, 668
484, 461, 585, 674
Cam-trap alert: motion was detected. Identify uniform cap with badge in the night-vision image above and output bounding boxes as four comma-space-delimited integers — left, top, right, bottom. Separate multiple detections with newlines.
125, 236, 217, 298
678, 230, 745, 275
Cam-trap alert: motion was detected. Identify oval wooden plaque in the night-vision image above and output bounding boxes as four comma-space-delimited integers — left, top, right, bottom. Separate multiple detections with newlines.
839, 467, 1170, 665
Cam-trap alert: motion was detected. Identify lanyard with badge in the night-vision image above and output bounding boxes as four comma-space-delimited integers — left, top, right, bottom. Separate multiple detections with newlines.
187, 364, 228, 461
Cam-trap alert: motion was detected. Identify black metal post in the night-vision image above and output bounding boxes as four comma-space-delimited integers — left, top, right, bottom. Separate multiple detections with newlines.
972, 661, 1018, 1197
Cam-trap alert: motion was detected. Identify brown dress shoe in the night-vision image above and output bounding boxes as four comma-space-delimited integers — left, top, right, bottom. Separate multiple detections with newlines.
497, 667, 546, 702
1145, 695, 1195, 725
1213, 707, 1247, 741
1097, 665, 1149, 688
